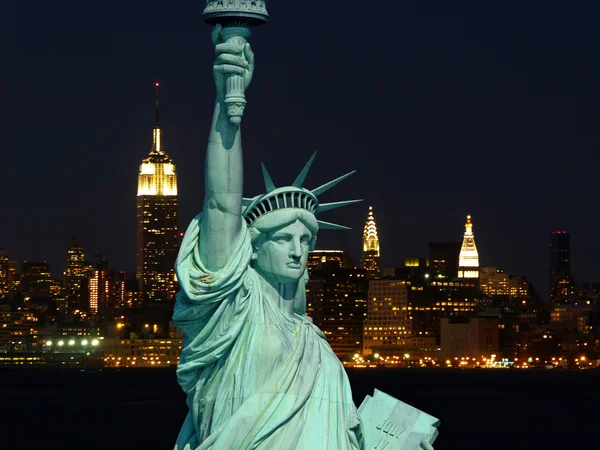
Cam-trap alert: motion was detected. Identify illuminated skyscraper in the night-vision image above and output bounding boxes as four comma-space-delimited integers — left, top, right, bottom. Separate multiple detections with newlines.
88, 261, 116, 316
457, 214, 479, 279
65, 235, 87, 309
360, 206, 380, 278
136, 84, 178, 303
549, 231, 574, 302
363, 279, 414, 357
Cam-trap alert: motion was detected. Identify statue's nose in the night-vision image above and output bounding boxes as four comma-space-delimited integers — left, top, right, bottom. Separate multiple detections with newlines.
290, 240, 302, 257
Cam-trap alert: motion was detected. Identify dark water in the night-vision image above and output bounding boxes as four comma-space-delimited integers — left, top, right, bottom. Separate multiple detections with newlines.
1, 368, 597, 449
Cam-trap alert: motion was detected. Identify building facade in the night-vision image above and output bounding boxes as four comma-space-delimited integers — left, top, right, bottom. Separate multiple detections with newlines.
88, 264, 116, 316
0, 305, 39, 352
458, 215, 479, 279
0, 249, 8, 296
64, 235, 88, 310
136, 87, 179, 303
306, 250, 354, 275
410, 279, 478, 335
549, 231, 575, 302
360, 206, 380, 278
115, 271, 141, 309
362, 279, 411, 356
480, 267, 529, 299
440, 316, 500, 359
306, 267, 368, 360
429, 242, 461, 280
20, 262, 53, 300
101, 337, 182, 367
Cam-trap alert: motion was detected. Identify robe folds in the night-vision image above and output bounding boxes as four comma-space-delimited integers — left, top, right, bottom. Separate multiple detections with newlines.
173, 214, 364, 450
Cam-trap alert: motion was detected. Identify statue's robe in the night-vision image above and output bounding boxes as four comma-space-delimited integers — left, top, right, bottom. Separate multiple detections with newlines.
173, 214, 363, 450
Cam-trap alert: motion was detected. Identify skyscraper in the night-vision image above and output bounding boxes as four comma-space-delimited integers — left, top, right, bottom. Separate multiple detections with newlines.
549, 231, 574, 302
136, 85, 179, 303
115, 271, 141, 309
360, 206, 380, 278
306, 266, 368, 360
0, 249, 8, 296
457, 214, 479, 279
429, 242, 461, 280
89, 260, 116, 316
65, 235, 87, 309
20, 261, 53, 299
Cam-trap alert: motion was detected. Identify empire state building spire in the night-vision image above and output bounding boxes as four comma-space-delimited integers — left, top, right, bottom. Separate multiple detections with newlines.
458, 214, 479, 278
152, 82, 163, 155
361, 206, 381, 278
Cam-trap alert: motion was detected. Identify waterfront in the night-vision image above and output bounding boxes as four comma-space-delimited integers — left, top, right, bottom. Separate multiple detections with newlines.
1, 368, 597, 449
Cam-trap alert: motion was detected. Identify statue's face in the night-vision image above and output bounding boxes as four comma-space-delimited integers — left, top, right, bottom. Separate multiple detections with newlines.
253, 220, 312, 285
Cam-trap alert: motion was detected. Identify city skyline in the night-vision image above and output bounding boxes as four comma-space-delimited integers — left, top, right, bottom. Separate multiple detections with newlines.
8, 1, 600, 299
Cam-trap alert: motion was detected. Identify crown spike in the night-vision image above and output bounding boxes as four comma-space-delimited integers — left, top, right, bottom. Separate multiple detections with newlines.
311, 170, 356, 197
292, 151, 317, 188
261, 163, 276, 193
317, 220, 351, 231
319, 199, 363, 212
242, 197, 255, 206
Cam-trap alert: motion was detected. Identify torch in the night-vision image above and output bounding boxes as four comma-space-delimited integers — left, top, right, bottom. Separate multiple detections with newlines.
202, 0, 269, 125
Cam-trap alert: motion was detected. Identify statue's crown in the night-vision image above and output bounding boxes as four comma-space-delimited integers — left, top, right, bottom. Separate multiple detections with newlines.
242, 152, 361, 230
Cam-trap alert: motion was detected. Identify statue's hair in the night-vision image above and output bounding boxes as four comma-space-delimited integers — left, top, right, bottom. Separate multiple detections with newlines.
249, 208, 318, 251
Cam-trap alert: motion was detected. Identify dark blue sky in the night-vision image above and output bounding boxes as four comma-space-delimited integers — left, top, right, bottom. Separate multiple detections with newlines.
6, 1, 600, 298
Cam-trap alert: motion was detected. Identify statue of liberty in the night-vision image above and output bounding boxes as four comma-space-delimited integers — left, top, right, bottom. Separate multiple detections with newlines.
172, 19, 438, 450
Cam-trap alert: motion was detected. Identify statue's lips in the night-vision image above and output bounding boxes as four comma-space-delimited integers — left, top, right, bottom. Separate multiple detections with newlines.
286, 263, 302, 269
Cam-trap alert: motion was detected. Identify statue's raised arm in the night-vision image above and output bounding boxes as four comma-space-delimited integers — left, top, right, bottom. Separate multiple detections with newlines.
200, 24, 255, 271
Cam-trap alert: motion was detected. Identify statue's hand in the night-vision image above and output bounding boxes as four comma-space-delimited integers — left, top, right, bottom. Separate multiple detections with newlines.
212, 23, 255, 99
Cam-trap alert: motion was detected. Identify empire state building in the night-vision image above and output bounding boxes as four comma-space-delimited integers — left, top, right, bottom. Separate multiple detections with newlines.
136, 84, 178, 303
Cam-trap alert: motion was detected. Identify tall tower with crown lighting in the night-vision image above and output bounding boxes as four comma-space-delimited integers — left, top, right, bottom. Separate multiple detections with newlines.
361, 206, 380, 278
136, 84, 178, 303
457, 214, 479, 278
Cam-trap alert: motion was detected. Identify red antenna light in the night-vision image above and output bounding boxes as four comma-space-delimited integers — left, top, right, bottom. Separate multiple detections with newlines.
155, 82, 160, 87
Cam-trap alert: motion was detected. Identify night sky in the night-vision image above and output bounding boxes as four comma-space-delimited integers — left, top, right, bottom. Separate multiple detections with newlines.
7, 1, 600, 298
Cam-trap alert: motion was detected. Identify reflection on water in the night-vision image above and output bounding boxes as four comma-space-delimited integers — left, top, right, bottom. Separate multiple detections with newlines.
2, 368, 597, 450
